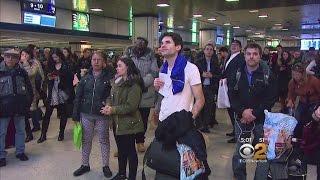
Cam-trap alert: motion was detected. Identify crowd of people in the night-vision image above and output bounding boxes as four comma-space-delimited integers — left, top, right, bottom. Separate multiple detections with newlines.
0, 32, 320, 180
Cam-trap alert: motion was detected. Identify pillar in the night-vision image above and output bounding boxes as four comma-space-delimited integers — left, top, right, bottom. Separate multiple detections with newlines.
133, 15, 159, 49
199, 29, 217, 49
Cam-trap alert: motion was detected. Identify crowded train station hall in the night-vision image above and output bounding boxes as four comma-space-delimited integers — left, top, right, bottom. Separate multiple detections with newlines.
0, 0, 320, 179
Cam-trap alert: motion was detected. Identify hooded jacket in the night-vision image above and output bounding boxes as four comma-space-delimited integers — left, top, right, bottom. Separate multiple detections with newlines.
0, 61, 33, 117
107, 76, 144, 135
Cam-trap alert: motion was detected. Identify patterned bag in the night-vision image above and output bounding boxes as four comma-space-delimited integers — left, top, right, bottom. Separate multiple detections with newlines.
177, 144, 205, 180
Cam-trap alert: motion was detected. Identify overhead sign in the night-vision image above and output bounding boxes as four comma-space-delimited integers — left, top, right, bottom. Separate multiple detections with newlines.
21, 0, 55, 15
23, 12, 56, 27
72, 12, 89, 31
73, 0, 88, 12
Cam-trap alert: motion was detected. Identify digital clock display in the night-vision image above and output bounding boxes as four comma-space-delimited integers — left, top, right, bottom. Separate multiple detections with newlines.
22, 1, 56, 15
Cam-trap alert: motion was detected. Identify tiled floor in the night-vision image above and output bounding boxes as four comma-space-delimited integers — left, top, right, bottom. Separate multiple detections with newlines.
0, 108, 317, 180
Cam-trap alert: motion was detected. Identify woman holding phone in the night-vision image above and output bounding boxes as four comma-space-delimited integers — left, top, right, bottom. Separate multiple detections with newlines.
37, 48, 73, 143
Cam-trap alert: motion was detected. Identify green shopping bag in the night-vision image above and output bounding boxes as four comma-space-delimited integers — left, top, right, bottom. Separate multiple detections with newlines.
73, 122, 82, 149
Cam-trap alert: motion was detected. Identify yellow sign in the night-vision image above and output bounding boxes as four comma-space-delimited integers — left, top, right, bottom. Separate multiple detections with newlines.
73, 0, 88, 12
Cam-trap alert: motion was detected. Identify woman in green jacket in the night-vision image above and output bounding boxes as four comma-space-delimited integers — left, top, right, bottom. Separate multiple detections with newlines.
101, 57, 144, 180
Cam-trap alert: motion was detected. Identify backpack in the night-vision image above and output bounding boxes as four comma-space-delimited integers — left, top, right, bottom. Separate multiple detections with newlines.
234, 61, 270, 90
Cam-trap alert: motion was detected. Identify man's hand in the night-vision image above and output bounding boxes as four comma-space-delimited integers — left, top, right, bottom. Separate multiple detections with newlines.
207, 72, 213, 78
202, 72, 208, 78
52, 75, 58, 81
287, 100, 294, 108
48, 74, 54, 80
241, 109, 256, 124
154, 78, 164, 91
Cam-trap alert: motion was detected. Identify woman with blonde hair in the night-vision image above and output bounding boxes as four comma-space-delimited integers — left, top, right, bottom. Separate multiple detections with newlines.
287, 63, 320, 138
72, 51, 114, 177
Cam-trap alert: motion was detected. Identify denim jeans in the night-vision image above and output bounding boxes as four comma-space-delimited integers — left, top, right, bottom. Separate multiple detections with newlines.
232, 120, 264, 180
294, 102, 308, 139
0, 116, 25, 158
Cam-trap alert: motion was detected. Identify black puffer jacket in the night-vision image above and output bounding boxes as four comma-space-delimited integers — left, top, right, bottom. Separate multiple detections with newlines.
228, 64, 278, 123
0, 62, 33, 117
72, 68, 113, 121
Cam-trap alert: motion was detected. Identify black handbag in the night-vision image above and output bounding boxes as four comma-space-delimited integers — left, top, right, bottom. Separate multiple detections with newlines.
142, 139, 180, 180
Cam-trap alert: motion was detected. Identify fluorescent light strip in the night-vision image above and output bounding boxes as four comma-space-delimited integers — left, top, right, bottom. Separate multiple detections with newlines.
207, 18, 216, 21
193, 14, 202, 17
258, 15, 268, 18
223, 23, 231, 26
249, 10, 259, 13
157, 3, 170, 7
90, 8, 103, 12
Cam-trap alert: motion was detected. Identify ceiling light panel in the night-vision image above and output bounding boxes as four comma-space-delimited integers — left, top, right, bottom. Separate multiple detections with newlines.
90, 8, 103, 12
258, 15, 268, 18
193, 14, 203, 17
156, 3, 169, 7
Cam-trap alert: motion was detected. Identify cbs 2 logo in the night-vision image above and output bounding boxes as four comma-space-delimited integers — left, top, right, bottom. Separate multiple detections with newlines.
239, 143, 267, 159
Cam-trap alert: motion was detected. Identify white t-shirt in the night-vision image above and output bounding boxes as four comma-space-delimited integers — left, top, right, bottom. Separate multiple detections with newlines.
159, 62, 201, 121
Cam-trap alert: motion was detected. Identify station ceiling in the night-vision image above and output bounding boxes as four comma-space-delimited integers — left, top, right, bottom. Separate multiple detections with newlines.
1, 0, 319, 49
56, 0, 320, 39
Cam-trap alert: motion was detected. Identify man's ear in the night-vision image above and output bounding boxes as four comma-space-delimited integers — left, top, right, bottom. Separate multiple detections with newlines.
176, 45, 181, 52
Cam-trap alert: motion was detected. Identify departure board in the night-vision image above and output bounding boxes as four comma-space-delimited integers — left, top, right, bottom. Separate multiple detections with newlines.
21, 0, 56, 15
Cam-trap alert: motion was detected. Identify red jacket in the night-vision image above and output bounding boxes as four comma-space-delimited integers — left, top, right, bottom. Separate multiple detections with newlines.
288, 75, 320, 104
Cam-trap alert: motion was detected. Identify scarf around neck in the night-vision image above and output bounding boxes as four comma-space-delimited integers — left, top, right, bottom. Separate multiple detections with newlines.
161, 54, 188, 95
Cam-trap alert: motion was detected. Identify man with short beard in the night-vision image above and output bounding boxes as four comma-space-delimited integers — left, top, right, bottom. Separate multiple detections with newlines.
228, 43, 278, 180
